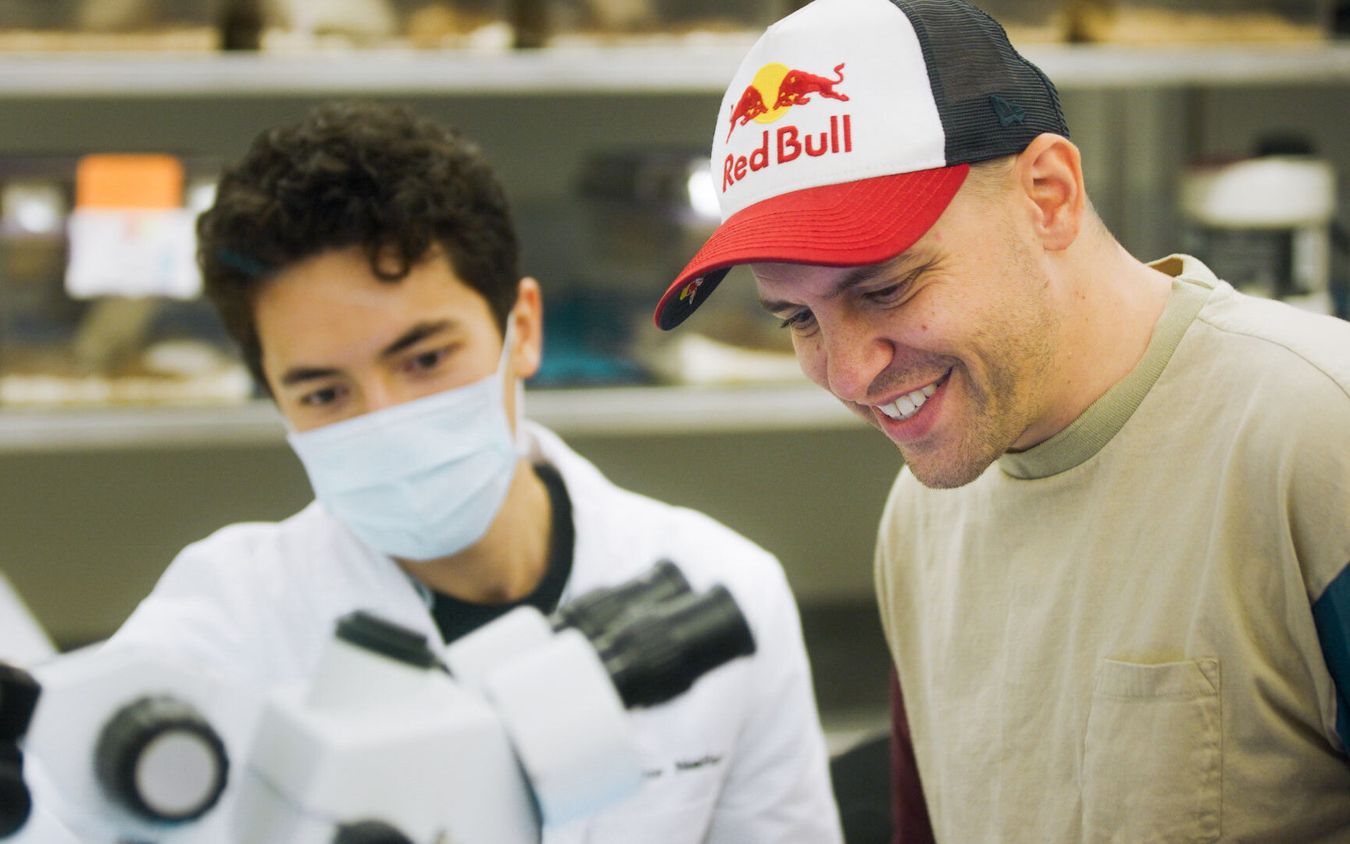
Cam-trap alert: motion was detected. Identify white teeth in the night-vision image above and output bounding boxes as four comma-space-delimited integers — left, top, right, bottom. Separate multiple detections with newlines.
876, 377, 943, 421
877, 393, 923, 421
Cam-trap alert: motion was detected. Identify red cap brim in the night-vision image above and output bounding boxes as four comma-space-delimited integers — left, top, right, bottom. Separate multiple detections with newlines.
654, 164, 970, 330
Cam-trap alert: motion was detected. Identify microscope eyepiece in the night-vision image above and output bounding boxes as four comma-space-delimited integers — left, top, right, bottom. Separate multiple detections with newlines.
596, 586, 756, 710
550, 559, 692, 643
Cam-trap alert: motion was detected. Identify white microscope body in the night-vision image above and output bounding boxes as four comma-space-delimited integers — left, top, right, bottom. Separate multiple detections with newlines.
236, 560, 750, 843
232, 610, 544, 844
7, 561, 753, 844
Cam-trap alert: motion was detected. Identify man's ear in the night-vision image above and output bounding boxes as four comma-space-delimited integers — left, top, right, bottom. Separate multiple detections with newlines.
1015, 133, 1085, 252
509, 277, 544, 380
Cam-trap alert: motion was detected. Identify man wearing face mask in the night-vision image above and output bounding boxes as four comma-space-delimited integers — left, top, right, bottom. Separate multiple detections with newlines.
95, 101, 842, 843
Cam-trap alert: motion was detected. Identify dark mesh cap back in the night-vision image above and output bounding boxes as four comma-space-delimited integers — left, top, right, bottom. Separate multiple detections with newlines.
896, 0, 1069, 165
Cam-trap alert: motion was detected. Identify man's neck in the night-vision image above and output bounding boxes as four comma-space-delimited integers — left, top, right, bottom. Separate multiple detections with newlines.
396, 458, 553, 604
1020, 240, 1174, 449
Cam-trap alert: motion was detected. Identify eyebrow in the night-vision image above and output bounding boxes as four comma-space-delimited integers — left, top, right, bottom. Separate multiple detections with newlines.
379, 319, 455, 359
277, 319, 456, 387
757, 259, 923, 314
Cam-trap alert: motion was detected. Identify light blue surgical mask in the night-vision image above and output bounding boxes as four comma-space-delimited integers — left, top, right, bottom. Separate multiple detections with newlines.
287, 327, 521, 562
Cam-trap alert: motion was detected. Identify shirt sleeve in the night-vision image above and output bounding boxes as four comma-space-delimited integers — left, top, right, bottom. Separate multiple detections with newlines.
1289, 367, 1350, 755
108, 527, 309, 690
704, 559, 844, 844
889, 669, 937, 844
1312, 562, 1350, 753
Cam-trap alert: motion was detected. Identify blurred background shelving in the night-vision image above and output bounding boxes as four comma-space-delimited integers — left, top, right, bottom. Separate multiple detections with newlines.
0, 384, 866, 453
0, 42, 1348, 95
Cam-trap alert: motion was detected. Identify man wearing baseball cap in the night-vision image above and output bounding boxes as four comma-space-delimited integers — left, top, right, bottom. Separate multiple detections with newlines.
657, 0, 1350, 839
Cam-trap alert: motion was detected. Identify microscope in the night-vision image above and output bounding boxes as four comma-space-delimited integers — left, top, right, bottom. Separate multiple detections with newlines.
10, 561, 754, 843
0, 663, 41, 838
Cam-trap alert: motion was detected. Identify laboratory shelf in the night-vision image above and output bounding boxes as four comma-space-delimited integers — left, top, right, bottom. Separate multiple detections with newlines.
0, 401, 286, 453
0, 41, 1346, 98
0, 46, 750, 98
0, 382, 864, 453
1025, 41, 1350, 88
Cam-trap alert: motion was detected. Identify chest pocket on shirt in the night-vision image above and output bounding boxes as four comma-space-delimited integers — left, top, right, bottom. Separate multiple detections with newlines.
1081, 658, 1221, 844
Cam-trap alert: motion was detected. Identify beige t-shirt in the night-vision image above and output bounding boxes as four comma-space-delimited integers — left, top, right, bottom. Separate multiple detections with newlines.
876, 255, 1350, 842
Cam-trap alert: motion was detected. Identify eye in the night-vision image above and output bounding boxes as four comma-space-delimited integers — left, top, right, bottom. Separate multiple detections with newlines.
864, 280, 912, 307
866, 283, 902, 303
778, 308, 817, 333
404, 347, 449, 374
299, 384, 346, 408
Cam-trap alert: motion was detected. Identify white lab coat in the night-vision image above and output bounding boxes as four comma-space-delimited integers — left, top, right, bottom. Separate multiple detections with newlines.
97, 422, 842, 843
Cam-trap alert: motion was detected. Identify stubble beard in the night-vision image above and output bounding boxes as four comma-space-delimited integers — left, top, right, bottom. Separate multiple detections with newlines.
902, 274, 1060, 490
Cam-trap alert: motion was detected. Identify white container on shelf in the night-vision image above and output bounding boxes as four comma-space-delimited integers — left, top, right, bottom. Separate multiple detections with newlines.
1181, 154, 1337, 305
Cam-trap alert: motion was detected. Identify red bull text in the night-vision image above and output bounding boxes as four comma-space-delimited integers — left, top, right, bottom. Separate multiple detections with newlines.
722, 114, 853, 192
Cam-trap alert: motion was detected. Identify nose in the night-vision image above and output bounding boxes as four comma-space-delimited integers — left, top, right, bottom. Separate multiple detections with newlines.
360, 378, 401, 416
820, 319, 892, 405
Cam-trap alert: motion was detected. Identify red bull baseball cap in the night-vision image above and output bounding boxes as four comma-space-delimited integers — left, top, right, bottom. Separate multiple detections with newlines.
654, 0, 1069, 330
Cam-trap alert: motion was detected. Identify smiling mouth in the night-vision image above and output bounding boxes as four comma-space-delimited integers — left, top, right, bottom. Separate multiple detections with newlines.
875, 371, 950, 422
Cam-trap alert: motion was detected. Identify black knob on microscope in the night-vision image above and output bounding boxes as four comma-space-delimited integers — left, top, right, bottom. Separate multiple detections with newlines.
94, 695, 229, 824
0, 662, 41, 836
0, 743, 33, 836
333, 819, 417, 844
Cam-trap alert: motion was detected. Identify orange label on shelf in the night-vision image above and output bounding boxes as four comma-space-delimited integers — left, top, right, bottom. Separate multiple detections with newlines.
75, 153, 184, 209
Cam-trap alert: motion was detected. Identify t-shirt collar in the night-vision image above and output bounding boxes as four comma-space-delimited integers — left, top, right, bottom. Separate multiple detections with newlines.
997, 255, 1216, 480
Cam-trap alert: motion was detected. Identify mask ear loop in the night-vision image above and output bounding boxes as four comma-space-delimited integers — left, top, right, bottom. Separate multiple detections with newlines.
514, 379, 529, 457
497, 314, 530, 457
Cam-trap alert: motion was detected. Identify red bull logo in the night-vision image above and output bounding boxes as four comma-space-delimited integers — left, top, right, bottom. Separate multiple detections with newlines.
722, 61, 854, 193
679, 278, 704, 305
726, 86, 772, 142
726, 62, 849, 142
774, 62, 849, 110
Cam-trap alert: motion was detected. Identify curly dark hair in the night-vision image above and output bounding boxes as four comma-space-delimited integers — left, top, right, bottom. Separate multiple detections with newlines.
197, 101, 520, 389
